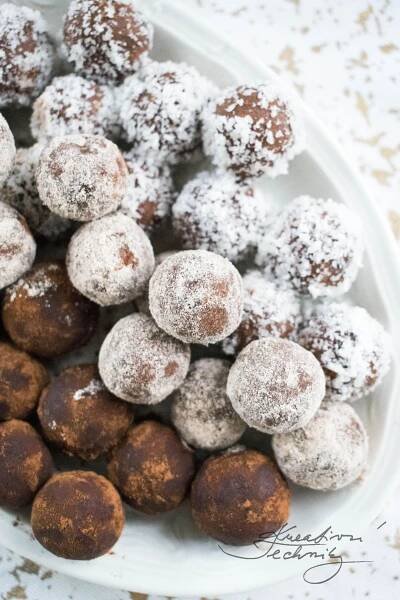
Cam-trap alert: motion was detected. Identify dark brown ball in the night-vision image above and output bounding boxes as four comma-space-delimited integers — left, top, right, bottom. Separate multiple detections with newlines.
107, 420, 195, 515
31, 470, 124, 560
191, 448, 290, 545
0, 419, 54, 508
2, 261, 99, 357
0, 342, 49, 420
38, 364, 133, 460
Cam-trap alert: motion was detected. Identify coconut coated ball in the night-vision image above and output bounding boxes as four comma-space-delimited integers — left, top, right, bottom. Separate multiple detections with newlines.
0, 3, 54, 107
171, 358, 246, 451
191, 448, 290, 545
298, 302, 391, 403
38, 364, 133, 460
0, 419, 54, 508
31, 74, 118, 140
0, 112, 15, 185
172, 171, 269, 262
272, 402, 368, 491
2, 261, 99, 358
36, 134, 128, 221
31, 470, 124, 560
257, 196, 364, 298
121, 150, 175, 233
0, 202, 36, 290
67, 213, 155, 306
0, 342, 49, 420
107, 420, 195, 514
222, 270, 301, 355
99, 313, 190, 404
2, 144, 71, 239
202, 83, 305, 179
227, 338, 325, 434
149, 250, 243, 345
119, 60, 216, 165
63, 0, 153, 84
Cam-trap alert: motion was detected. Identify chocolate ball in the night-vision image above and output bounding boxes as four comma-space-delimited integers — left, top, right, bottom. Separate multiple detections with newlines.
31, 470, 124, 560
0, 112, 15, 185
0, 342, 49, 420
63, 0, 153, 84
107, 420, 195, 515
0, 419, 54, 508
36, 134, 128, 222
0, 202, 36, 290
2, 261, 99, 358
38, 364, 133, 460
191, 448, 290, 545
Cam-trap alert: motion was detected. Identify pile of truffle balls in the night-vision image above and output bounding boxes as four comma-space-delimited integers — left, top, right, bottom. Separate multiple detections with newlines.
0, 0, 391, 560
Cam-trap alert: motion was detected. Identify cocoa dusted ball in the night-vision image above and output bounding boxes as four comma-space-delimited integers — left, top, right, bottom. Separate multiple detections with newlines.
107, 420, 195, 515
63, 0, 153, 84
202, 83, 305, 179
191, 448, 290, 545
36, 134, 128, 222
149, 250, 243, 345
38, 364, 133, 460
0, 202, 36, 290
0, 3, 54, 107
0, 419, 54, 508
2, 261, 99, 358
31, 470, 124, 560
0, 342, 49, 420
98, 313, 190, 404
0, 112, 15, 185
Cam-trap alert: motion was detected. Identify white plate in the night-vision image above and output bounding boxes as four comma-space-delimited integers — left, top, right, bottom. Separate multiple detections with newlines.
3, 0, 400, 596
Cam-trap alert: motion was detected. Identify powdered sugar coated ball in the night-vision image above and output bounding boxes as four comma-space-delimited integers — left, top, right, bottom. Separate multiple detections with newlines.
120, 150, 175, 233
149, 250, 243, 345
2, 144, 70, 239
171, 358, 246, 451
0, 113, 15, 185
0, 202, 36, 289
222, 270, 301, 355
298, 302, 391, 403
227, 338, 325, 434
63, 0, 153, 84
119, 61, 217, 165
31, 75, 118, 141
67, 213, 155, 306
272, 402, 368, 491
172, 171, 269, 262
98, 313, 190, 405
257, 196, 364, 298
202, 83, 305, 179
36, 134, 128, 221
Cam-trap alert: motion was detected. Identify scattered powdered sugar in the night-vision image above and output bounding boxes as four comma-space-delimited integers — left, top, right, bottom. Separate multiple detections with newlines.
0, 3, 54, 106
172, 171, 269, 263
149, 249, 243, 345
298, 301, 391, 403
202, 82, 305, 179
272, 402, 369, 491
0, 113, 15, 185
119, 60, 218, 165
8, 262, 59, 301
222, 270, 301, 355
170, 358, 246, 451
2, 143, 70, 239
98, 312, 190, 405
135, 250, 177, 315
226, 337, 325, 434
31, 74, 119, 141
120, 149, 175, 232
36, 134, 128, 221
0, 202, 36, 290
73, 378, 106, 401
62, 0, 153, 84
256, 195, 364, 298
66, 212, 155, 306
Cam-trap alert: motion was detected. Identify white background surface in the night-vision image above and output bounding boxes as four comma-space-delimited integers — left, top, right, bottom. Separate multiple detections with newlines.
1, 0, 400, 599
